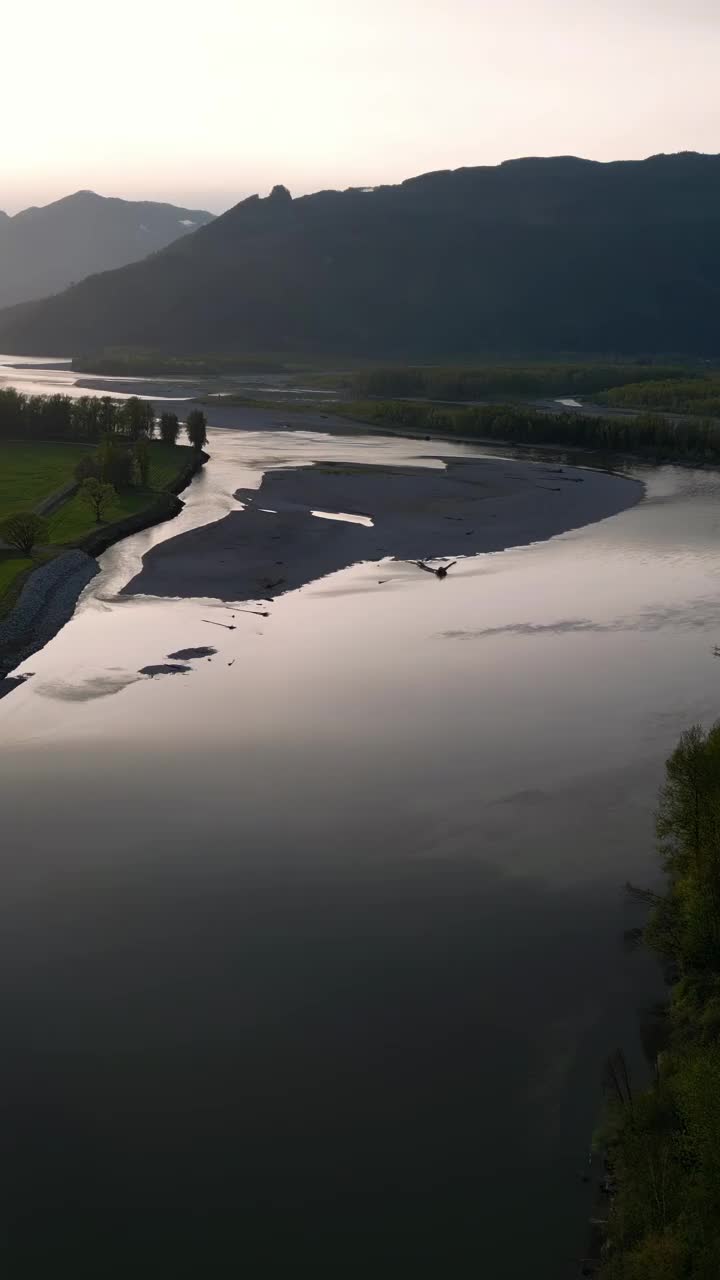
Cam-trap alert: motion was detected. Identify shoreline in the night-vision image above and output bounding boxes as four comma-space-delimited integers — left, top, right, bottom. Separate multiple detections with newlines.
0, 412, 643, 695
124, 452, 643, 603
189, 397, 720, 472
0, 449, 207, 695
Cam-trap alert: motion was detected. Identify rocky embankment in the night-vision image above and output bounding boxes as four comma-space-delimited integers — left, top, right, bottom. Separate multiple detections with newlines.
0, 552, 99, 692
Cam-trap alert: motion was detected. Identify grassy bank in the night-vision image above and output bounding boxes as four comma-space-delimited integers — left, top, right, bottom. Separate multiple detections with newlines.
0, 442, 89, 516
46, 442, 192, 545
0, 441, 91, 612
599, 725, 720, 1279
0, 441, 196, 612
0, 552, 34, 612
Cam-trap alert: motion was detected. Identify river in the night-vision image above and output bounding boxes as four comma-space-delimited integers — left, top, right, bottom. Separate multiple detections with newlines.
2, 422, 717, 1276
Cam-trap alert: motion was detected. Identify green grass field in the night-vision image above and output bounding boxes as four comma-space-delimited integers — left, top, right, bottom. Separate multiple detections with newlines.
0, 440, 194, 605
0, 442, 89, 518
48, 442, 192, 545
0, 552, 33, 596
145, 442, 193, 489
48, 488, 153, 544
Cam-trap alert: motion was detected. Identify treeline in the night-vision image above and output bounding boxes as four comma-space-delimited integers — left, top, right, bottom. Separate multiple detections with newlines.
0, 389, 208, 452
600, 725, 720, 1278
341, 399, 720, 461
0, 389, 154, 442
335, 363, 695, 402
600, 377, 720, 417
72, 350, 290, 377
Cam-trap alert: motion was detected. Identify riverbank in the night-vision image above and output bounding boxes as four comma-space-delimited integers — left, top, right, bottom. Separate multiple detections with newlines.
124, 453, 641, 602
0, 448, 207, 692
192, 395, 720, 469
596, 724, 720, 1279
1, 427, 710, 1279
0, 551, 99, 689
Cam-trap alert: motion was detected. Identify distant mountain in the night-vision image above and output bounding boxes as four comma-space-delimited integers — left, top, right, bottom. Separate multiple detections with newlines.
2, 154, 720, 358
0, 191, 214, 308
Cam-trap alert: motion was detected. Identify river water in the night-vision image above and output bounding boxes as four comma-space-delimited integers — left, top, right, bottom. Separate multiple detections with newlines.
0, 352, 193, 402
2, 424, 718, 1276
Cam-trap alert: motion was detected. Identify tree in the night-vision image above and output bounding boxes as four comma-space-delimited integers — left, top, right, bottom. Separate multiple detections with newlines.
159, 412, 180, 446
75, 454, 102, 483
98, 438, 135, 489
134, 436, 150, 487
97, 395, 119, 436
120, 397, 155, 440
186, 409, 208, 451
0, 512, 49, 554
79, 478, 115, 523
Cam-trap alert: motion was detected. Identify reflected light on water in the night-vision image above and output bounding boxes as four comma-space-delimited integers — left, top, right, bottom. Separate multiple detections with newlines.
2, 425, 715, 1275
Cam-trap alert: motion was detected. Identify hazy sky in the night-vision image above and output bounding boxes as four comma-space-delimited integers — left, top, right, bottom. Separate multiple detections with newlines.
4, 0, 719, 214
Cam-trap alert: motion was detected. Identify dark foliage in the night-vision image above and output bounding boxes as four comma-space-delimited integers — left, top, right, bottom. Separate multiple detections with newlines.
74, 453, 102, 483
120, 396, 155, 440
79, 477, 115, 523
600, 725, 720, 1278
342, 399, 720, 461
96, 438, 136, 489
185, 409, 207, 451
342, 363, 695, 401
134, 436, 150, 485
0, 511, 49, 554
159, 413, 180, 445
0, 389, 154, 444
600, 377, 720, 417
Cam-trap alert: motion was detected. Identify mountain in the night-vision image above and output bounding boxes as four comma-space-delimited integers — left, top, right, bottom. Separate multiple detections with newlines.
0, 190, 214, 308
2, 154, 720, 358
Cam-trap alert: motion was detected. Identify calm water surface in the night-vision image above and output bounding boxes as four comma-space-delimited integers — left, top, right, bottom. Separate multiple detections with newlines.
0, 352, 191, 401
3, 426, 718, 1276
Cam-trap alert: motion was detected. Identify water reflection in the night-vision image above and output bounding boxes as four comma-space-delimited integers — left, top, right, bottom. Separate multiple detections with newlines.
35, 671, 142, 701
3, 428, 718, 1275
0, 352, 191, 402
443, 598, 720, 638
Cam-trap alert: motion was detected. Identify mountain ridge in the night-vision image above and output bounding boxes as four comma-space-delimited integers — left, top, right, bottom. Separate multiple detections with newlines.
2, 152, 720, 358
0, 191, 214, 309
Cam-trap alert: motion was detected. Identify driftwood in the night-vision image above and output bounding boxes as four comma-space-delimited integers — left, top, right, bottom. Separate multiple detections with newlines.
203, 609, 269, 628
412, 559, 457, 579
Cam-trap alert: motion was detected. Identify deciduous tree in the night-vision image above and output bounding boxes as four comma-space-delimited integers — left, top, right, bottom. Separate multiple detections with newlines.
0, 512, 49, 554
79, 478, 115, 523
159, 412, 180, 446
186, 409, 208, 451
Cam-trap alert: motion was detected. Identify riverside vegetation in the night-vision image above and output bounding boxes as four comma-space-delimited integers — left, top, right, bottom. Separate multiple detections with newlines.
597, 378, 720, 418
333, 400, 720, 462
599, 725, 720, 1279
326, 363, 695, 402
0, 391, 207, 611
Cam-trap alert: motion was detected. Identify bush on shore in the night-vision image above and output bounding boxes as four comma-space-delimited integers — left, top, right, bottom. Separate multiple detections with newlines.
339, 399, 720, 461
600, 724, 720, 1278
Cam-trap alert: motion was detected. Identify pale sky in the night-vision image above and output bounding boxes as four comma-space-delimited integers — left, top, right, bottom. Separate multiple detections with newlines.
3, 0, 719, 214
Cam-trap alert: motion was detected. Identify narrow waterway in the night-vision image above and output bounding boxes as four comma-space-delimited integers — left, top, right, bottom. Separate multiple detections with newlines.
2, 425, 717, 1275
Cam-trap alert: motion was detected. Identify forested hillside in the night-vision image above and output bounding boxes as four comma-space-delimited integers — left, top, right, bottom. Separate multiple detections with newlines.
3, 153, 720, 358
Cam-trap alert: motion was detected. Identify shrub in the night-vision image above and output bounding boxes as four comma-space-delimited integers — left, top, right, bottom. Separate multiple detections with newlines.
0, 512, 49, 554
